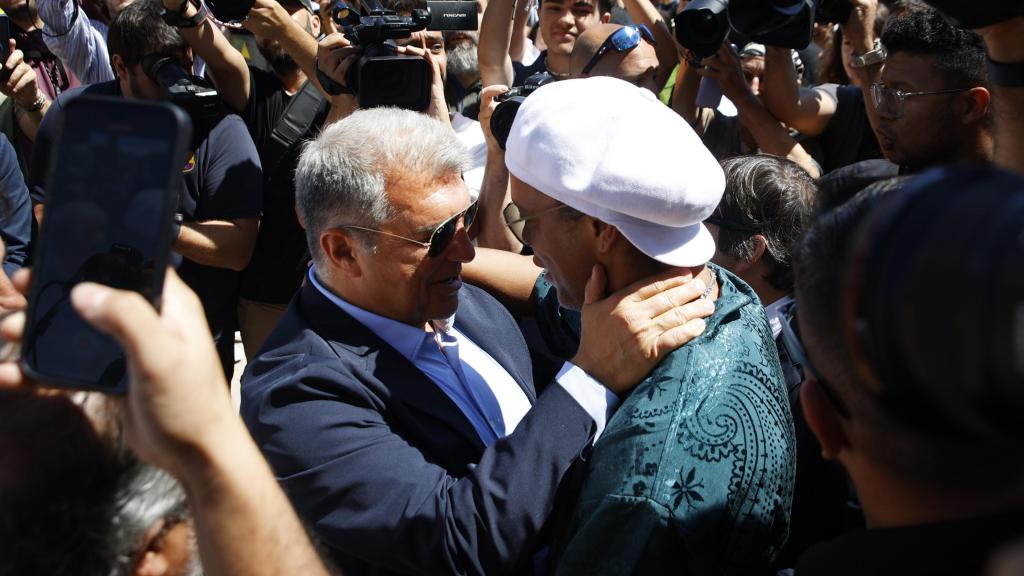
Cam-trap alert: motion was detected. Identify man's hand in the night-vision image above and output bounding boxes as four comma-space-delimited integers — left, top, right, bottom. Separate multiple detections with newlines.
242, 0, 294, 40
696, 43, 753, 103
0, 268, 235, 479
842, 0, 878, 55
0, 240, 26, 314
317, 32, 360, 94
1, 40, 47, 111
318, 0, 339, 35
395, 36, 452, 129
478, 84, 509, 152
572, 265, 714, 395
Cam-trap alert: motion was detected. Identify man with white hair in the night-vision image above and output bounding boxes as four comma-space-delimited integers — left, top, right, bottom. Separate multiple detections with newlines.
465, 76, 796, 575
240, 106, 716, 576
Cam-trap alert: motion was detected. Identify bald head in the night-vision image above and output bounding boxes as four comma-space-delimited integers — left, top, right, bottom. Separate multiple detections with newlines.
570, 23, 659, 93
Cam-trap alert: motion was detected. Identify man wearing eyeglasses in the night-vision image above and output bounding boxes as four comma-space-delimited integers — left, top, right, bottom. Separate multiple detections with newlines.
866, 7, 992, 172
463, 76, 795, 575
240, 107, 715, 576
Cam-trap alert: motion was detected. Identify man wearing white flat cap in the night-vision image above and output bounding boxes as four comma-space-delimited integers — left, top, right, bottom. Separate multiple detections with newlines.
469, 76, 796, 575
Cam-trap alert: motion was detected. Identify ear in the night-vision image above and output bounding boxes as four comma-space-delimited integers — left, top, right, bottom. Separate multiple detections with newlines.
800, 377, 849, 460
600, 11, 611, 23
133, 521, 170, 576
730, 234, 766, 274
309, 10, 321, 36
962, 86, 991, 125
591, 219, 620, 254
320, 229, 364, 278
111, 53, 128, 79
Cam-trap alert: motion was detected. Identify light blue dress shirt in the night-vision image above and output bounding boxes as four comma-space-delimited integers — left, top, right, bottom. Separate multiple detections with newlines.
308, 267, 619, 443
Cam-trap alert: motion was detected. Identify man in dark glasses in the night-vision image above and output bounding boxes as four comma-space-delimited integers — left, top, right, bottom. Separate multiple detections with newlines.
239, 106, 716, 576
569, 23, 660, 92
490, 76, 795, 575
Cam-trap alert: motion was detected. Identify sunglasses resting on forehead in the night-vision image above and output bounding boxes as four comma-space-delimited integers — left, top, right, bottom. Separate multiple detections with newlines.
338, 200, 478, 258
582, 24, 657, 75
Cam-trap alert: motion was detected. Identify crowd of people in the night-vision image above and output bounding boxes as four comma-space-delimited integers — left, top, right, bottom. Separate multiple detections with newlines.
0, 0, 1022, 574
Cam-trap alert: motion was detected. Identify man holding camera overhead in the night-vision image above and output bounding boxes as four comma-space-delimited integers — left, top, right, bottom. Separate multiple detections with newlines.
29, 0, 263, 377
159, 0, 335, 357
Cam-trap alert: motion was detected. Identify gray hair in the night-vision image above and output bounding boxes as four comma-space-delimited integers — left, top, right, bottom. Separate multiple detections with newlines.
295, 108, 470, 266
108, 460, 201, 576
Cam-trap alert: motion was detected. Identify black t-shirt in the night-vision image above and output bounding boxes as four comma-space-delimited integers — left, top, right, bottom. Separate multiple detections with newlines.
238, 67, 328, 304
811, 84, 883, 175
512, 51, 550, 87
31, 81, 264, 347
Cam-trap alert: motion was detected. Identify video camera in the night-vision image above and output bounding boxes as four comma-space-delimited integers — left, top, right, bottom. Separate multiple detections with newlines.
674, 0, 852, 60
141, 55, 222, 143
319, 0, 477, 110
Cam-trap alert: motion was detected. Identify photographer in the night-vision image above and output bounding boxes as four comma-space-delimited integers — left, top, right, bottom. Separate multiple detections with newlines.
673, 41, 821, 178
761, 0, 883, 174
0, 268, 331, 576
166, 0, 334, 357
29, 0, 264, 377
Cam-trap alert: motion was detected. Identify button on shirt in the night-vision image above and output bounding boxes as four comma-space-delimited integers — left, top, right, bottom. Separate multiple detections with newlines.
309, 267, 617, 443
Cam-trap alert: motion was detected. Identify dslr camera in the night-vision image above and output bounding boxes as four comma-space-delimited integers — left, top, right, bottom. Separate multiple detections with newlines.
141, 55, 222, 142
489, 71, 556, 150
674, 0, 853, 59
319, 0, 477, 111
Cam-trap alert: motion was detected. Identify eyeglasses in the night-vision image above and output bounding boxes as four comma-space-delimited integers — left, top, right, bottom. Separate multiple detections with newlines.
503, 201, 570, 246
340, 200, 478, 258
869, 82, 970, 119
581, 24, 657, 75
778, 305, 852, 419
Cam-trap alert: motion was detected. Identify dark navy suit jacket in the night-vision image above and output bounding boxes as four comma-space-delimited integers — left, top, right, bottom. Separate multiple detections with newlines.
240, 281, 596, 576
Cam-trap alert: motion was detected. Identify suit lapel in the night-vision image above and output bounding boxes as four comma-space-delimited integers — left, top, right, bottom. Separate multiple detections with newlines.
298, 282, 486, 460
454, 288, 537, 403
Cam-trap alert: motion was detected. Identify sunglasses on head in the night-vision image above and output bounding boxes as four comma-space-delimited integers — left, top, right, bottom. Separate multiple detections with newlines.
581, 24, 657, 75
341, 200, 478, 258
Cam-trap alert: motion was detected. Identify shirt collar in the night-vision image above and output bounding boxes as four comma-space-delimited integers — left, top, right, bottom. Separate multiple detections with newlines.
308, 266, 456, 361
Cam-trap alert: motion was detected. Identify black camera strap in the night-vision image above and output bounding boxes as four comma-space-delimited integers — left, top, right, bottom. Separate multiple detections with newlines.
266, 80, 328, 176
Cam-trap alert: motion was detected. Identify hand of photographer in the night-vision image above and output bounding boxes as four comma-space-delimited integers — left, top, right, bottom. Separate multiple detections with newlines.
318, 0, 339, 35
571, 265, 714, 396
0, 268, 330, 576
395, 36, 452, 130
317, 31, 360, 124
696, 42, 753, 103
842, 0, 878, 54
478, 84, 509, 153
242, 0, 294, 41
1, 40, 47, 115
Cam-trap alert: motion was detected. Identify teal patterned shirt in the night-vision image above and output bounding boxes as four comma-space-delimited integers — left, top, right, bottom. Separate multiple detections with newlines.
532, 265, 797, 576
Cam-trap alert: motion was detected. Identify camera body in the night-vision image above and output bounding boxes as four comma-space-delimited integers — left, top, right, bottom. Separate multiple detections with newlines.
674, 0, 851, 60
327, 0, 477, 111
141, 55, 222, 141
490, 71, 557, 150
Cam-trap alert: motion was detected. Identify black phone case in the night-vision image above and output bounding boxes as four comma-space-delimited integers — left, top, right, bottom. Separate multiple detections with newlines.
19, 95, 191, 394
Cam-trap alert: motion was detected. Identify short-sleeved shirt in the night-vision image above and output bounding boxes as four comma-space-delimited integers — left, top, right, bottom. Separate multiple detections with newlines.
531, 265, 797, 576
811, 84, 882, 174
238, 67, 328, 304
512, 50, 550, 87
0, 134, 31, 278
31, 81, 264, 347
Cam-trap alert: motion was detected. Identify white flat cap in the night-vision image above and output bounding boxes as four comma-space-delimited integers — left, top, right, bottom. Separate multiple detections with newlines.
504, 76, 725, 268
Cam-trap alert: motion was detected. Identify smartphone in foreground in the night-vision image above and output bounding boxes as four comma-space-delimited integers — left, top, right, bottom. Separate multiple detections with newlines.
20, 96, 191, 393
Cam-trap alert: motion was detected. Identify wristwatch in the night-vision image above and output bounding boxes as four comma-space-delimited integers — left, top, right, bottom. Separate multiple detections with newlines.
161, 0, 208, 28
850, 39, 887, 69
987, 57, 1024, 88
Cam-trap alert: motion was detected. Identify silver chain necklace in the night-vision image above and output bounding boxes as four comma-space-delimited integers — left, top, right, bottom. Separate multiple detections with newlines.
699, 268, 717, 300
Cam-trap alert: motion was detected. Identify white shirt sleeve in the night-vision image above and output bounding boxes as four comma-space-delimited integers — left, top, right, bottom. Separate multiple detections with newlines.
555, 362, 620, 441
